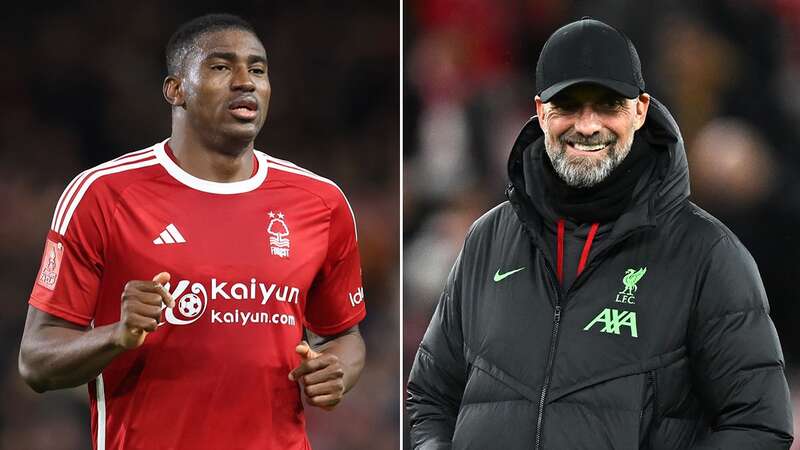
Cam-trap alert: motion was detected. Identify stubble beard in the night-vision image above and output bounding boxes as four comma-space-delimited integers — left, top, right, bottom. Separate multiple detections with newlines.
543, 125, 635, 188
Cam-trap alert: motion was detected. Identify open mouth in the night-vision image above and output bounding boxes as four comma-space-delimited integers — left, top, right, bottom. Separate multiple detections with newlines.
228, 98, 258, 121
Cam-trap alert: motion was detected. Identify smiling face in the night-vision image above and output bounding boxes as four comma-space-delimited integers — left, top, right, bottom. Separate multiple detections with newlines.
164, 28, 271, 150
535, 84, 650, 188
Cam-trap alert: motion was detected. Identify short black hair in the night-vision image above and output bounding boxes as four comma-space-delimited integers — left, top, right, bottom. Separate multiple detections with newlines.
166, 13, 258, 75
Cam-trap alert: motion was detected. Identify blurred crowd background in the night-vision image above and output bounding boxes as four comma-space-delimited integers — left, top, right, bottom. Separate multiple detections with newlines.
8, 0, 800, 447
0, 1, 398, 449
404, 0, 800, 447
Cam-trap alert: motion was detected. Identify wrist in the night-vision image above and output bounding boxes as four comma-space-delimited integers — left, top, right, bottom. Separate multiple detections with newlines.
105, 322, 130, 353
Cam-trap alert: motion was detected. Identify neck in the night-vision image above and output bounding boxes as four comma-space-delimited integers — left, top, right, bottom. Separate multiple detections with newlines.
169, 119, 255, 183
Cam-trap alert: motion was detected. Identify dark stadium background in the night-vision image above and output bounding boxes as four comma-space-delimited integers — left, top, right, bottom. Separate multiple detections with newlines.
403, 0, 800, 447
0, 1, 399, 449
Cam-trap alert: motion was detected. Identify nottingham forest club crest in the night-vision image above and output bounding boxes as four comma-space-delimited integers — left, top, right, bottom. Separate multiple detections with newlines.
615, 267, 646, 305
267, 211, 290, 258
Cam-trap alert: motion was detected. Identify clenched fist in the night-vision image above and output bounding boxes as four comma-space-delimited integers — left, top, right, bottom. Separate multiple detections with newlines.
288, 341, 346, 410
114, 272, 174, 350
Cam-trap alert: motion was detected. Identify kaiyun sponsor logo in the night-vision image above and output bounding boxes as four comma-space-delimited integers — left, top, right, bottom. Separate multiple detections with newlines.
159, 278, 301, 327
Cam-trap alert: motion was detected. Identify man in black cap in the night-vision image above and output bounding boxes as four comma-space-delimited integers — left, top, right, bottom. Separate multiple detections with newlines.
407, 18, 793, 449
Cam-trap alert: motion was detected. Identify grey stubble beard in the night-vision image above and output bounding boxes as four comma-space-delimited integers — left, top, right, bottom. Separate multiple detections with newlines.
543, 125, 635, 188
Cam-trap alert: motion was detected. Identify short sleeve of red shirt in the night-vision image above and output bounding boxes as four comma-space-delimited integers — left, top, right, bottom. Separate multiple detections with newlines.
304, 189, 366, 336
29, 175, 109, 326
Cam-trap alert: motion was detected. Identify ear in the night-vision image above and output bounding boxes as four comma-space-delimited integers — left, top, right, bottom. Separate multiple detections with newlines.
163, 75, 185, 107
633, 93, 650, 130
535, 95, 546, 129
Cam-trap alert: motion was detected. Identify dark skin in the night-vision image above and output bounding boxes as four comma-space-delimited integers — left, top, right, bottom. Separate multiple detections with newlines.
164, 28, 270, 181
19, 28, 366, 410
294, 327, 366, 410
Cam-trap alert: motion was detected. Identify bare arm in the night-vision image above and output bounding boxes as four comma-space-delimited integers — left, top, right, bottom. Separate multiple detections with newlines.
289, 325, 366, 409
18, 273, 175, 393
18, 306, 125, 392
307, 325, 366, 394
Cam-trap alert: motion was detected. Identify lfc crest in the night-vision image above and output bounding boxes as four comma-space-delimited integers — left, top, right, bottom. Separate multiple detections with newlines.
267, 211, 290, 258
615, 267, 646, 304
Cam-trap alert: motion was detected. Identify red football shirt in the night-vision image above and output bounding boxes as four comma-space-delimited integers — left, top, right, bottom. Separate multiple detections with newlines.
29, 140, 366, 450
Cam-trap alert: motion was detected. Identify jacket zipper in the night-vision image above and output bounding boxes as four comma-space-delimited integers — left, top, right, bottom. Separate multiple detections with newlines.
531, 228, 648, 449
641, 370, 658, 447
535, 304, 561, 450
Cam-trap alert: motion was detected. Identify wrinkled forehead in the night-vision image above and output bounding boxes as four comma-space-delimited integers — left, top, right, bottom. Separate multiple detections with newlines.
191, 28, 267, 62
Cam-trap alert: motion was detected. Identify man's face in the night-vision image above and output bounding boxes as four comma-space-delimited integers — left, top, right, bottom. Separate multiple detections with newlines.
179, 28, 271, 146
535, 84, 650, 188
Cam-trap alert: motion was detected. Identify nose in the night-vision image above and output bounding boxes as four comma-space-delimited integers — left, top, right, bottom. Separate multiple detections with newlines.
572, 105, 602, 136
231, 66, 255, 92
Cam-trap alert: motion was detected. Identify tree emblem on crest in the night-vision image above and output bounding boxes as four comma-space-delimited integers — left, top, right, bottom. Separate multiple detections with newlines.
267, 211, 290, 258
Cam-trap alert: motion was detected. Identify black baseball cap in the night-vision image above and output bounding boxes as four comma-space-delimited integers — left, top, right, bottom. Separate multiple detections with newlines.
536, 17, 645, 102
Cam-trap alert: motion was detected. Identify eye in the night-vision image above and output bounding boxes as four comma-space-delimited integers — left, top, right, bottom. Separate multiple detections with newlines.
211, 65, 229, 71
249, 67, 266, 75
553, 102, 580, 113
599, 98, 625, 109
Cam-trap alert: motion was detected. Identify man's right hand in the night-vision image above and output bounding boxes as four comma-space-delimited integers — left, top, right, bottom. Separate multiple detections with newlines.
19, 272, 175, 392
114, 272, 175, 350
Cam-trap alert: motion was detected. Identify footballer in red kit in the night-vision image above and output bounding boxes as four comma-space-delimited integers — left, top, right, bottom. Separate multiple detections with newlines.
19, 14, 367, 450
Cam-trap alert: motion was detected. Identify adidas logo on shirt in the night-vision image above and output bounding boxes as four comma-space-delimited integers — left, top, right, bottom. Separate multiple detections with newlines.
153, 223, 186, 245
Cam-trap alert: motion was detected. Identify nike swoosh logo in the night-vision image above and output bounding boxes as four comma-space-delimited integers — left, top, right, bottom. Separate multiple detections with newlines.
494, 267, 526, 282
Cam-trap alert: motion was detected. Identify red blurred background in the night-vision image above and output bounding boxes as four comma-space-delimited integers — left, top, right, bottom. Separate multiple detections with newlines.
0, 1, 399, 449
403, 0, 800, 447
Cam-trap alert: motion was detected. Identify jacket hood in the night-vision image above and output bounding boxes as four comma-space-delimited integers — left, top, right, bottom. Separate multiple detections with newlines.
506, 97, 690, 240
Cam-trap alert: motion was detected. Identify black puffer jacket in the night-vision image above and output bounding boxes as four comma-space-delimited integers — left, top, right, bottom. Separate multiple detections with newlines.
407, 99, 793, 449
